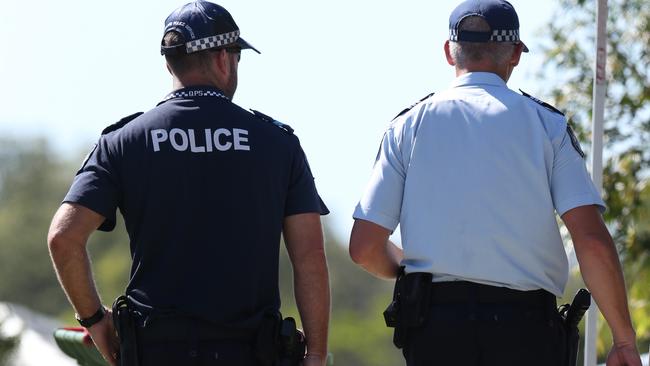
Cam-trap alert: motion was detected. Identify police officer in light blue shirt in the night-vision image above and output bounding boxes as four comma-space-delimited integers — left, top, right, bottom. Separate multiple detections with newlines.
349, 1, 641, 365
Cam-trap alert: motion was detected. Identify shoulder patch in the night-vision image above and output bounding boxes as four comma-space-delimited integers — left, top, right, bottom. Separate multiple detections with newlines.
250, 109, 294, 134
391, 92, 435, 121
519, 90, 564, 116
566, 124, 586, 158
101, 112, 144, 135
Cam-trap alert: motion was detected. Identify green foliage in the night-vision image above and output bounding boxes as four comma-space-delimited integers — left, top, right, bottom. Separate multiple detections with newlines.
0, 138, 131, 319
541, 0, 650, 359
0, 335, 19, 366
0, 138, 72, 315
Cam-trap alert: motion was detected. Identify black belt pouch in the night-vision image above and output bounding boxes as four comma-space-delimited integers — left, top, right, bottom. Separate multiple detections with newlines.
112, 296, 139, 366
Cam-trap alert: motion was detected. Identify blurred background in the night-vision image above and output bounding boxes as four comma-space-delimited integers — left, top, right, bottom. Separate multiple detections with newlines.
0, 0, 648, 365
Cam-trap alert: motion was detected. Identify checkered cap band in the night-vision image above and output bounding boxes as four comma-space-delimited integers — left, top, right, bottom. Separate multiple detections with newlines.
163, 89, 229, 101
449, 29, 520, 42
490, 29, 520, 42
450, 29, 459, 41
185, 30, 240, 54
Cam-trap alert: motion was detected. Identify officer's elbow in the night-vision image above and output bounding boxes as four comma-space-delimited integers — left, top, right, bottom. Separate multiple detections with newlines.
349, 220, 389, 265
47, 228, 68, 257
47, 226, 83, 259
349, 235, 374, 266
573, 234, 617, 263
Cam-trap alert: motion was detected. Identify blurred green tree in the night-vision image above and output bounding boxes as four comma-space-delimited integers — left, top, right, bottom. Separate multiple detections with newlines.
0, 138, 74, 315
0, 138, 131, 318
540, 0, 650, 359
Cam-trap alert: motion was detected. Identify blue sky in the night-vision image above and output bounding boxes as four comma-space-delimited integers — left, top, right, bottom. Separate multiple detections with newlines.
0, 1, 556, 243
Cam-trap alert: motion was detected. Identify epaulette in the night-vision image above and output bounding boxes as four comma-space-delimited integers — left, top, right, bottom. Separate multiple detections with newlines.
391, 92, 436, 121
519, 90, 564, 116
250, 109, 294, 134
101, 112, 144, 135
566, 124, 586, 159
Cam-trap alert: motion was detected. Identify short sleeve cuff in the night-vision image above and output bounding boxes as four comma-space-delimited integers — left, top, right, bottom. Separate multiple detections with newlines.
285, 195, 330, 217
352, 204, 399, 231
555, 194, 606, 217
63, 193, 117, 232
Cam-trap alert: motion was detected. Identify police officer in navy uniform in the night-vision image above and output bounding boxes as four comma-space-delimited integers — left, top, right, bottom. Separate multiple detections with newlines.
48, 2, 330, 365
349, 1, 641, 365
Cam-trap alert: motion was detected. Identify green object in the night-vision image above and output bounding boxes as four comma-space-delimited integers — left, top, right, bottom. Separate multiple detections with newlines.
53, 328, 107, 366
327, 352, 335, 366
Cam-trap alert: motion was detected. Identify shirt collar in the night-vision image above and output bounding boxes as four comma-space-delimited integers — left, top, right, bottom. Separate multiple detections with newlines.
450, 72, 508, 89
158, 85, 230, 105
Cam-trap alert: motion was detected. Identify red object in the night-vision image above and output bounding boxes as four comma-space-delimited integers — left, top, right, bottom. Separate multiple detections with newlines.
62, 327, 94, 345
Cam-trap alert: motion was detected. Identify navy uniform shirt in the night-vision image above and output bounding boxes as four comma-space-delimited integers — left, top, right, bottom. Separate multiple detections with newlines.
354, 72, 604, 296
64, 86, 328, 330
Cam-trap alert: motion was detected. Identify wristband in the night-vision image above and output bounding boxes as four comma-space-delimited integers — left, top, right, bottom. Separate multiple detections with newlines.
75, 306, 106, 328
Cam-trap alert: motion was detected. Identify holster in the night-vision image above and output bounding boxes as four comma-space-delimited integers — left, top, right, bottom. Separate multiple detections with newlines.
255, 311, 306, 366
558, 289, 591, 366
384, 267, 433, 348
112, 295, 139, 366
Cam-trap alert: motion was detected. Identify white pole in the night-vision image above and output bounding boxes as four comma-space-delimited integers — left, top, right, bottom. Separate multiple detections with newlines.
585, 0, 608, 365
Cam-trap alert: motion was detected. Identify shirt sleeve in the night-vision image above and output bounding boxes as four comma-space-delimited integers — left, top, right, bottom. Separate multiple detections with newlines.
63, 137, 121, 231
551, 126, 606, 216
353, 127, 406, 231
284, 141, 329, 216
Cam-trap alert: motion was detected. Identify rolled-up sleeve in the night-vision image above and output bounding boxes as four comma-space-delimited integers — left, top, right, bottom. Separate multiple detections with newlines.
353, 127, 405, 231
551, 126, 606, 216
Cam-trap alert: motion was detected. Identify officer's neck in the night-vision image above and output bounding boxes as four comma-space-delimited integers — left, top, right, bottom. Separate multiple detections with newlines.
172, 75, 223, 92
171, 67, 231, 95
455, 64, 511, 83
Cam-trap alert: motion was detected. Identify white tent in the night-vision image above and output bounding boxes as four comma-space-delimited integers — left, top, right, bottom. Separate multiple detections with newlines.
0, 303, 76, 366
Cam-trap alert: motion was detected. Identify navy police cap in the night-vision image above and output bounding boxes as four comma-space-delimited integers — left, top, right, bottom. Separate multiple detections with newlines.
449, 0, 529, 52
161, 1, 260, 56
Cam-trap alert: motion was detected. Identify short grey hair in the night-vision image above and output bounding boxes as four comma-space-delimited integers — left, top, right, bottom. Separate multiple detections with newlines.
449, 16, 516, 68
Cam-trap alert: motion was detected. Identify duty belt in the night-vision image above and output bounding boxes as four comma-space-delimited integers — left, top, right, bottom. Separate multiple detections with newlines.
136, 316, 257, 344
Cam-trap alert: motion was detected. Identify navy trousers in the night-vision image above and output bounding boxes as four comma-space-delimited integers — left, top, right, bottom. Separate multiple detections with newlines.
138, 339, 260, 366
134, 317, 261, 366
402, 282, 566, 366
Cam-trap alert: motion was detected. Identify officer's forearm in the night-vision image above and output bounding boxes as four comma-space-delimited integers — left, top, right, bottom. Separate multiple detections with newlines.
48, 204, 103, 318
574, 235, 636, 343
356, 240, 403, 279
283, 213, 330, 359
48, 233, 102, 318
293, 247, 330, 359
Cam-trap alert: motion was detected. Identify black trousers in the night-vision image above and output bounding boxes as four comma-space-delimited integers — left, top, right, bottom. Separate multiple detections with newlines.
134, 317, 261, 366
138, 339, 260, 366
402, 282, 566, 366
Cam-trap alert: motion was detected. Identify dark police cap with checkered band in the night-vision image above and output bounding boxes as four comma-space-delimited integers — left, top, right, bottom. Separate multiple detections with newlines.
449, 0, 529, 53
160, 1, 260, 55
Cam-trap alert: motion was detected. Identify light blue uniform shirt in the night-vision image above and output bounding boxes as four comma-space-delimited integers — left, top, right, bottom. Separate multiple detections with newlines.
353, 72, 605, 296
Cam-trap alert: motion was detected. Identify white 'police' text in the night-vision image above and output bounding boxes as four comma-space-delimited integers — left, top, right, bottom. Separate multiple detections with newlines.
151, 128, 250, 152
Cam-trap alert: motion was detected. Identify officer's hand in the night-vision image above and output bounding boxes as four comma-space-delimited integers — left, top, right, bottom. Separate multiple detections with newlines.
606, 341, 642, 366
302, 353, 327, 366
87, 309, 120, 366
